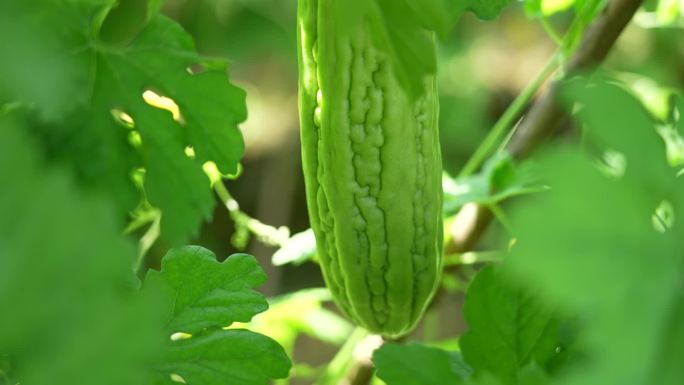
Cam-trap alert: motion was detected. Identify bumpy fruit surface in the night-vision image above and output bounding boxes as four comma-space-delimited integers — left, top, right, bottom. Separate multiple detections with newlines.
297, 0, 443, 337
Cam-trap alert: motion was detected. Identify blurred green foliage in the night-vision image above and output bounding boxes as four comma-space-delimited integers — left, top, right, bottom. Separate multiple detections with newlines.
2, 0, 684, 384
374, 343, 470, 385
459, 266, 561, 383
0, 115, 166, 385
374, 77, 684, 384
504, 78, 684, 385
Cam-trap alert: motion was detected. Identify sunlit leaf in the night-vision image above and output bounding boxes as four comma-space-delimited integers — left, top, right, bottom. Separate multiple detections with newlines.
145, 246, 268, 334
144, 246, 292, 384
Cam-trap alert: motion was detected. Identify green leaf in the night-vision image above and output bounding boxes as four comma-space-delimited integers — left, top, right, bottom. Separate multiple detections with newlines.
0, 1, 97, 119
0, 2, 247, 245
525, 0, 576, 16
506, 79, 684, 385
373, 343, 470, 385
649, 300, 684, 384
404, 0, 456, 34
516, 364, 551, 385
660, 97, 684, 167
144, 246, 291, 384
465, 0, 514, 20
157, 329, 291, 385
0, 112, 289, 385
0, 114, 167, 385
99, 0, 150, 45
564, 77, 672, 193
365, 0, 440, 98
148, 0, 165, 19
94, 16, 246, 243
145, 246, 268, 334
460, 267, 561, 384
335, 0, 511, 98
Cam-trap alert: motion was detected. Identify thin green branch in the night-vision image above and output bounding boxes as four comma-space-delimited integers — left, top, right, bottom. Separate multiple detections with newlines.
443, 250, 504, 267
541, 16, 564, 45
458, 0, 608, 178
459, 52, 561, 178
134, 214, 160, 277
213, 180, 290, 249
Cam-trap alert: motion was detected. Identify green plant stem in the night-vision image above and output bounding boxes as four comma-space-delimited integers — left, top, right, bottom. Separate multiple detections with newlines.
487, 203, 514, 233
213, 180, 290, 248
134, 215, 160, 277
212, 176, 235, 207
124, 207, 159, 234
442, 250, 503, 267
562, 0, 607, 54
458, 52, 561, 178
541, 16, 564, 45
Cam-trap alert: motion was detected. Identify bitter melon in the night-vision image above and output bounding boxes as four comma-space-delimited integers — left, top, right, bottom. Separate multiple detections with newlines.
297, 0, 443, 337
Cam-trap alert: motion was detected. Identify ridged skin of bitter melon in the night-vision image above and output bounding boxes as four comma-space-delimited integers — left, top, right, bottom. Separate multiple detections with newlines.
297, 0, 443, 337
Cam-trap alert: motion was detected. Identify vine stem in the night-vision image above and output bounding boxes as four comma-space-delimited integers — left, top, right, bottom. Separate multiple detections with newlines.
213, 179, 290, 248
458, 51, 562, 178
134, 214, 160, 278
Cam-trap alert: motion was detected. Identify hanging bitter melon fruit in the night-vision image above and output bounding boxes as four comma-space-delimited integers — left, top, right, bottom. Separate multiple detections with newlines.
297, 0, 443, 337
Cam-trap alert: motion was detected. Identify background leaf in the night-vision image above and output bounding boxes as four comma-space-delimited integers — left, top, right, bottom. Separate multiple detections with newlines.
460, 266, 561, 384
465, 0, 514, 20
157, 329, 291, 385
0, 113, 167, 385
505, 78, 684, 385
373, 343, 469, 385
